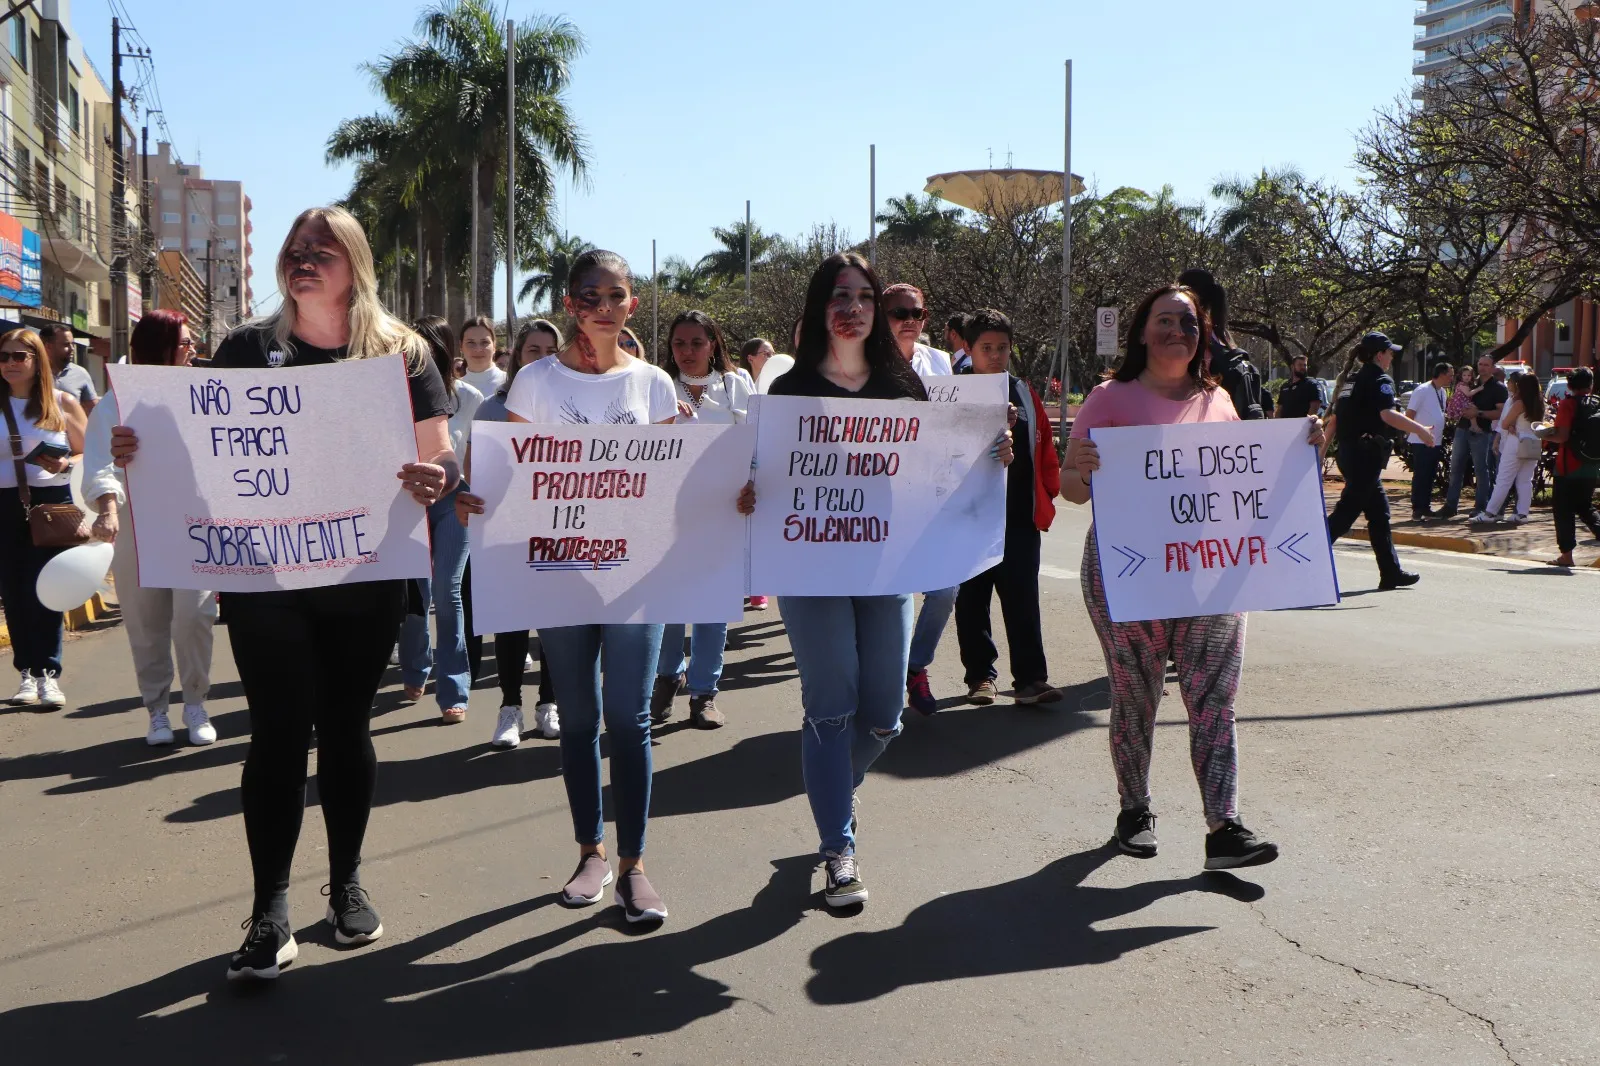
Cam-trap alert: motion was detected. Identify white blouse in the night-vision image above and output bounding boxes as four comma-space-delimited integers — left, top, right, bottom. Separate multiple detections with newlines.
674, 371, 751, 425
1, 393, 72, 489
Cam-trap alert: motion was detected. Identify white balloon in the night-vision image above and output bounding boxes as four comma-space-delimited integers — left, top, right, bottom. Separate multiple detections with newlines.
36, 541, 114, 612
756, 353, 794, 395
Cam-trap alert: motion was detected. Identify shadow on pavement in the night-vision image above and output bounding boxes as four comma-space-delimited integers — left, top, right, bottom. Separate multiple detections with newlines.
806, 842, 1258, 1005
0, 855, 817, 1066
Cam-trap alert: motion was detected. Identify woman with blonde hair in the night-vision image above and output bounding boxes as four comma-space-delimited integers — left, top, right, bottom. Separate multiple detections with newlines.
0, 327, 87, 709
110, 205, 457, 980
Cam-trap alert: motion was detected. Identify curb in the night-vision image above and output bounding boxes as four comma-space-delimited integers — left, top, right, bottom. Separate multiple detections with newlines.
1341, 528, 1486, 554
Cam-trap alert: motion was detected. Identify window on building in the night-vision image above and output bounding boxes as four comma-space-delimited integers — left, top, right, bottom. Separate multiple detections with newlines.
34, 161, 48, 211
161, 211, 179, 224
160, 237, 179, 250
67, 85, 78, 134
161, 188, 177, 201
14, 144, 27, 199
217, 213, 236, 226
188, 239, 204, 253
1559, 321, 1572, 343
189, 213, 200, 225
10, 19, 25, 73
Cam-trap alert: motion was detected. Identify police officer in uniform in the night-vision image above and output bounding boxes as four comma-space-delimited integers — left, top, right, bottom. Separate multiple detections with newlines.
1326, 332, 1434, 590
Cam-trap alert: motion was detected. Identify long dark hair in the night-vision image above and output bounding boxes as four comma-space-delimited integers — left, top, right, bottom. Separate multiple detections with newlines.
1108, 284, 1216, 390
1512, 370, 1544, 422
738, 336, 772, 374
666, 309, 731, 379
412, 315, 462, 418
795, 251, 923, 395
131, 309, 188, 366
1176, 267, 1231, 345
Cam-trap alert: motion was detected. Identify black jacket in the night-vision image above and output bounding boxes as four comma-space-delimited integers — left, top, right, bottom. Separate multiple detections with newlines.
1210, 339, 1266, 420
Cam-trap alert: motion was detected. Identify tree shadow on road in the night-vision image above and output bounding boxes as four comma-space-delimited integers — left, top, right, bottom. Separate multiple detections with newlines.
0, 855, 819, 1066
806, 842, 1260, 1005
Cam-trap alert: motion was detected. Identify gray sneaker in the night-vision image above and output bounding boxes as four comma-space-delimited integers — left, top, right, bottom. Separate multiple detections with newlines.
689, 695, 725, 729
1116, 806, 1158, 858
561, 853, 614, 906
615, 868, 668, 924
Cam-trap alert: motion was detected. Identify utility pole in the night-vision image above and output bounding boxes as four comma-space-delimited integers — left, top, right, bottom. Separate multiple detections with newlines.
744, 199, 751, 305
202, 238, 214, 353
504, 18, 517, 342
651, 238, 658, 360
414, 215, 424, 317
139, 121, 152, 311
868, 144, 876, 267
1052, 59, 1075, 444
469, 157, 479, 319
109, 18, 128, 359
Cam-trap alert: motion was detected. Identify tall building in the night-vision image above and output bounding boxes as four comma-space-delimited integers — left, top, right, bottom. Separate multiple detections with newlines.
142, 141, 252, 352
0, 0, 140, 387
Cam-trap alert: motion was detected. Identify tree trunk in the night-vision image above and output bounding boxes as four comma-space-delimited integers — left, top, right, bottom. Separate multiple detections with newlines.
476, 158, 498, 325
429, 223, 447, 317
447, 275, 467, 329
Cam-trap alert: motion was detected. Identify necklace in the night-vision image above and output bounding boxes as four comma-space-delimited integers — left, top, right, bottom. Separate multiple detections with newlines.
680, 371, 718, 386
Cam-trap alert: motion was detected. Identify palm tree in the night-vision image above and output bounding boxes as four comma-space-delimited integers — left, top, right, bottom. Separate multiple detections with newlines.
519, 231, 593, 312
1212, 166, 1306, 245
696, 220, 775, 282
329, 1, 589, 317
875, 193, 960, 244
658, 255, 713, 298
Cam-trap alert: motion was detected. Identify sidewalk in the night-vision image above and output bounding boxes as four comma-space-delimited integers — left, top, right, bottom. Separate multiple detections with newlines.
1323, 473, 1594, 566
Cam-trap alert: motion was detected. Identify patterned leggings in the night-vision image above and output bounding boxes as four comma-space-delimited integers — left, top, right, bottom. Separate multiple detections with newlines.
1081, 532, 1243, 825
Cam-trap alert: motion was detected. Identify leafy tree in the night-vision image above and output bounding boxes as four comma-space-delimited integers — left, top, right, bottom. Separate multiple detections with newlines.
875, 193, 960, 245
519, 232, 593, 311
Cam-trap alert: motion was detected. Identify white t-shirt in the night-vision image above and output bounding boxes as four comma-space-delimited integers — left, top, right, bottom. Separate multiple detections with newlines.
1405, 381, 1447, 446
504, 355, 677, 426
911, 344, 953, 377
448, 379, 484, 454
674, 371, 752, 425
461, 364, 507, 401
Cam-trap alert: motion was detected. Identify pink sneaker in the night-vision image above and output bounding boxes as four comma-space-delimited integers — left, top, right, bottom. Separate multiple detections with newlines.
747, 596, 770, 611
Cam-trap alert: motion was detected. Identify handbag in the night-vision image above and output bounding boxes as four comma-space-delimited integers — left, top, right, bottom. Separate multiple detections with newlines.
1517, 434, 1541, 460
2, 396, 90, 548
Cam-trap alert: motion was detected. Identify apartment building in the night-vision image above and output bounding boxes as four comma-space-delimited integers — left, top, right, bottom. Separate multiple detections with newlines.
0, 0, 138, 384
155, 247, 205, 328
143, 141, 252, 352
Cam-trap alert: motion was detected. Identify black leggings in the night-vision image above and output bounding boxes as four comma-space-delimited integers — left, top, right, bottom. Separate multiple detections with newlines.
227, 583, 404, 917
495, 631, 555, 708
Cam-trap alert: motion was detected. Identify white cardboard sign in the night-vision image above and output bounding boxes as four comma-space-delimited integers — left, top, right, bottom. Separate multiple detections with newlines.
1088, 419, 1338, 621
748, 395, 1007, 596
108, 357, 430, 592
918, 372, 1010, 406
467, 421, 755, 632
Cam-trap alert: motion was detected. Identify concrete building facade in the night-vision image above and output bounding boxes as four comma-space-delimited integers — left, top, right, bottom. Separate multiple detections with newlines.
142, 141, 252, 353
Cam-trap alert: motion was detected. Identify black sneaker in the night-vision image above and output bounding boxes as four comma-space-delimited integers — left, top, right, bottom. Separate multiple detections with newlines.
323, 883, 384, 945
823, 855, 868, 908
1204, 820, 1279, 870
1377, 571, 1421, 591
1115, 806, 1158, 858
650, 673, 684, 724
227, 915, 298, 981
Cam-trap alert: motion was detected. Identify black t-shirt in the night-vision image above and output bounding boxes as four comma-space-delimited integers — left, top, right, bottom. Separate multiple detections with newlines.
1337, 361, 1396, 442
1473, 378, 1508, 433
1277, 376, 1321, 419
766, 362, 929, 401
212, 326, 451, 423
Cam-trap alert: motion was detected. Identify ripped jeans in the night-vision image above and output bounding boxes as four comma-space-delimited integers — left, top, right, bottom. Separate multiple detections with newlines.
778, 594, 912, 857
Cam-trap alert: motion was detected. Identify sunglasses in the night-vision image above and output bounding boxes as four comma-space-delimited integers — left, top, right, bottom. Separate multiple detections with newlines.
0, 350, 32, 363
888, 307, 928, 322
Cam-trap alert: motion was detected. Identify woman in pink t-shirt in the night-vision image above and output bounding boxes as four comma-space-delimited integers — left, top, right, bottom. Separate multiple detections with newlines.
1063, 283, 1323, 871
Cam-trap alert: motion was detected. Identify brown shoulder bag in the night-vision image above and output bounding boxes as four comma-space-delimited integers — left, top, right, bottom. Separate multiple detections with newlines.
2, 397, 90, 548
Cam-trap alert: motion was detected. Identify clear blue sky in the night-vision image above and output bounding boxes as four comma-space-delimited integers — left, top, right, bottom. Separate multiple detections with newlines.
78, 0, 1419, 319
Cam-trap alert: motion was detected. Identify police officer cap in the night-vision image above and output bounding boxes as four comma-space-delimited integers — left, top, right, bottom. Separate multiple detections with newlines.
1357, 331, 1403, 356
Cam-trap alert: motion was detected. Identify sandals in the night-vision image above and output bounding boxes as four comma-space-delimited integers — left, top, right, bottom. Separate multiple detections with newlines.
441, 705, 467, 725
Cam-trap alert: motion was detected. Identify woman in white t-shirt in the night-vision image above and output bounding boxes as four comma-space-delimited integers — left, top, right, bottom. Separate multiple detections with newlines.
1403, 360, 1451, 521
397, 317, 481, 724
459, 314, 507, 400
459, 249, 689, 926
1472, 370, 1545, 526
648, 310, 750, 731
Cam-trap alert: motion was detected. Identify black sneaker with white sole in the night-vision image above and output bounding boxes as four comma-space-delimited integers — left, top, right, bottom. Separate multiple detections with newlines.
1204, 820, 1279, 870
1115, 806, 1158, 858
823, 855, 868, 907
228, 915, 298, 981
323, 883, 384, 945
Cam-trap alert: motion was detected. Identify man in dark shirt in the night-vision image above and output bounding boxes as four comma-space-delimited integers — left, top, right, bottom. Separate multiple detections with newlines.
1177, 268, 1266, 419
1276, 356, 1322, 420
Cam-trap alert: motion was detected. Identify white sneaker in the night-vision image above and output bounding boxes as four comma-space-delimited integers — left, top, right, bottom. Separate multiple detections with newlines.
9, 673, 38, 706
535, 702, 560, 739
491, 705, 524, 749
147, 709, 175, 745
36, 672, 64, 709
525, 652, 536, 671
183, 703, 217, 745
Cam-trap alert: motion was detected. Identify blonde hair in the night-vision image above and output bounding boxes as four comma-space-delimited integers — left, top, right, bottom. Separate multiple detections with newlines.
0, 328, 63, 430
258, 205, 425, 371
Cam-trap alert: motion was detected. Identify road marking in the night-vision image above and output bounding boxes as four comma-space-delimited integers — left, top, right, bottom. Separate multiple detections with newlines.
1041, 564, 1079, 581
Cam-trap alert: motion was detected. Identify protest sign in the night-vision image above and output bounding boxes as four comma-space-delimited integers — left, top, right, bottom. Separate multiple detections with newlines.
748, 395, 1007, 596
918, 373, 1010, 406
108, 356, 430, 592
1088, 418, 1338, 622
468, 421, 755, 632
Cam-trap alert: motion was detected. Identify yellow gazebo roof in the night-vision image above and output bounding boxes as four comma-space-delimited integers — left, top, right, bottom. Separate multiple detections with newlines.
924, 168, 1087, 214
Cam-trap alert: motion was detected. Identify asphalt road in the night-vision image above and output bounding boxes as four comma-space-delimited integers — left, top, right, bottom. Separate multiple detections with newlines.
0, 506, 1595, 1066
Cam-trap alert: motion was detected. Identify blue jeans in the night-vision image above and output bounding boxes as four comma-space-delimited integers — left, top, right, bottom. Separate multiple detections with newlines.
1444, 427, 1494, 514
908, 586, 957, 673
657, 622, 727, 696
1409, 443, 1441, 517
540, 623, 662, 859
778, 594, 912, 857
398, 488, 472, 710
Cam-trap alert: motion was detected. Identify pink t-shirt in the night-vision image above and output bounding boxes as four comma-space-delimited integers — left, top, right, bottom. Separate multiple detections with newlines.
1070, 378, 1239, 437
